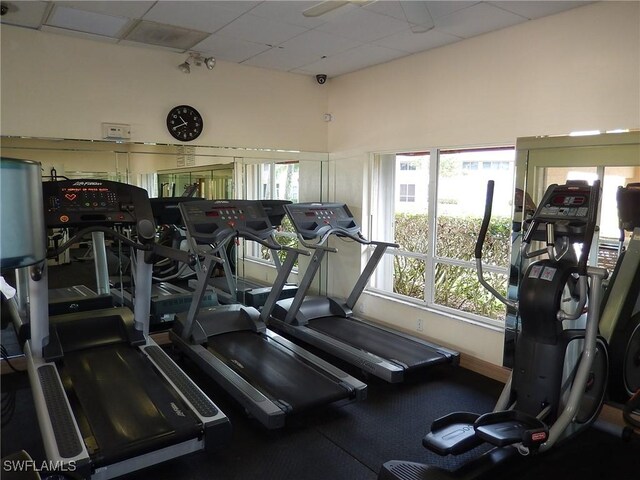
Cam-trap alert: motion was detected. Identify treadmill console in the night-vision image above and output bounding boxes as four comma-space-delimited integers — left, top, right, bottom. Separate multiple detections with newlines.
260, 200, 292, 228
43, 179, 156, 240
179, 200, 273, 245
524, 181, 599, 244
150, 197, 205, 226
284, 203, 359, 240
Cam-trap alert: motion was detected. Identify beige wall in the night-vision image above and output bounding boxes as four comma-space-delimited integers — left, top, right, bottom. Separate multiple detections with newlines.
324, 1, 640, 364
1, 1, 638, 365
0, 25, 329, 152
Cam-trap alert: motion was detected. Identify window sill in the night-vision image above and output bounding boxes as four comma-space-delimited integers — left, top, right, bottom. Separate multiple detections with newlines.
362, 288, 505, 333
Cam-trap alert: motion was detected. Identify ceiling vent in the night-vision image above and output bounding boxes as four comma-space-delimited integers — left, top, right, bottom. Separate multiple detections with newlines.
124, 20, 210, 51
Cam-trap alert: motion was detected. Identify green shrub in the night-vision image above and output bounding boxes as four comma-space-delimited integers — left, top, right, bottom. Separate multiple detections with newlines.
393, 213, 511, 319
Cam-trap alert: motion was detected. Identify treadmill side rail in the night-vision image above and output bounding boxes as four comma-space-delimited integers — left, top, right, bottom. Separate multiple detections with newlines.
141, 338, 232, 449
25, 341, 92, 477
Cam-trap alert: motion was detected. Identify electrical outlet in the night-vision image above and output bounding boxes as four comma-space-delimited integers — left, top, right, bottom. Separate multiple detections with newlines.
357, 303, 365, 315
417, 318, 424, 332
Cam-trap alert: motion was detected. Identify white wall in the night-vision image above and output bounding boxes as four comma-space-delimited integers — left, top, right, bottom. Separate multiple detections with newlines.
0, 25, 328, 152
325, 1, 640, 364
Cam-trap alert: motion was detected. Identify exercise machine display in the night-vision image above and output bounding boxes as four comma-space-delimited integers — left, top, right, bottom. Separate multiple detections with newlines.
188, 200, 298, 307
13, 173, 230, 479
171, 199, 367, 429
378, 180, 608, 480
269, 202, 460, 383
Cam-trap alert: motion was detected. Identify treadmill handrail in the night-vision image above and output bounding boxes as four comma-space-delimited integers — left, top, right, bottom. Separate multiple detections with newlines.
48, 225, 152, 257
307, 225, 399, 250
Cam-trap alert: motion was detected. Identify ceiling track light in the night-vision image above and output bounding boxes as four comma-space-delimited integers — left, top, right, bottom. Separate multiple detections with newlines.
178, 52, 215, 74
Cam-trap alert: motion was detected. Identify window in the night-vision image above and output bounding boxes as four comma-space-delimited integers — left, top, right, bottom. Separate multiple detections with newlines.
371, 147, 515, 325
399, 184, 416, 202
244, 160, 300, 263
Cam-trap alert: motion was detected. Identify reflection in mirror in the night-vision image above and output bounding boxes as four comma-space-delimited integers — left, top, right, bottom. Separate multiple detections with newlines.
509, 131, 640, 368
0, 135, 330, 300
239, 157, 329, 299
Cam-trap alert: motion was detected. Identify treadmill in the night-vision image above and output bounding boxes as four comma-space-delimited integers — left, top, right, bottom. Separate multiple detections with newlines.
170, 199, 367, 429
112, 197, 217, 328
189, 200, 298, 307
269, 202, 460, 383
17, 175, 230, 479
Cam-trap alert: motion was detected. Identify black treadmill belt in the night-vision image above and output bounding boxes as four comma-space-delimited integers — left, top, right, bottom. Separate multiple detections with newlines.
61, 343, 201, 467
207, 331, 349, 412
309, 316, 449, 369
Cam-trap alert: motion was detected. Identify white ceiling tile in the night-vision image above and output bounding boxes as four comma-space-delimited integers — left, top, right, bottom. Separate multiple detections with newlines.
41, 25, 120, 43
56, 1, 155, 18
435, 2, 526, 39
243, 46, 315, 71
249, 1, 328, 28
46, 5, 130, 37
143, 2, 242, 33
0, 1, 48, 28
297, 43, 408, 77
207, 1, 261, 14
374, 27, 461, 54
192, 34, 271, 62
315, 7, 410, 43
215, 13, 307, 46
3, 1, 593, 78
364, 1, 410, 22
278, 29, 361, 57
489, 1, 593, 20
425, 1, 479, 20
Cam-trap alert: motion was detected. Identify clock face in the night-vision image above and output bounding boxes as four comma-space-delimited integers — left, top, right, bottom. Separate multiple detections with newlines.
166, 105, 203, 142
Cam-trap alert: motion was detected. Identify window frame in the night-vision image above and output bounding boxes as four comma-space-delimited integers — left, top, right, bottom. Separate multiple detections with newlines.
368, 146, 516, 329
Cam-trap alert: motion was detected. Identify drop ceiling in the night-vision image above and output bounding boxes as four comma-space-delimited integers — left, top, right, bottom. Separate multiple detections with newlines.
0, 1, 592, 78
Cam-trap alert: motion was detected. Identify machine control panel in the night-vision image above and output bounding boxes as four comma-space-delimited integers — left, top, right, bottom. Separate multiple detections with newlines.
538, 190, 590, 220
150, 197, 205, 226
179, 200, 273, 245
284, 203, 359, 240
525, 181, 599, 244
43, 180, 155, 237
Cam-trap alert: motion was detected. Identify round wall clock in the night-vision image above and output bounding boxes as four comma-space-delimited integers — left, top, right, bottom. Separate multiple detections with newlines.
166, 105, 203, 141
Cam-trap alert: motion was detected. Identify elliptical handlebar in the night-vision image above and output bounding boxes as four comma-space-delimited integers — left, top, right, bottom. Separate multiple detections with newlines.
475, 180, 495, 260
475, 181, 516, 309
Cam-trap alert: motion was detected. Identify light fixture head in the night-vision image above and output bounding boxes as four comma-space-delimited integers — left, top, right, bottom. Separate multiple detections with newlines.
178, 53, 214, 73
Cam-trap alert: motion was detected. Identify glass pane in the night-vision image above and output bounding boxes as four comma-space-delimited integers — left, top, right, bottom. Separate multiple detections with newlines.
274, 162, 299, 201
436, 148, 514, 267
394, 154, 429, 248
393, 254, 425, 300
434, 263, 507, 320
395, 154, 429, 215
394, 212, 429, 254
543, 166, 598, 189
598, 166, 640, 270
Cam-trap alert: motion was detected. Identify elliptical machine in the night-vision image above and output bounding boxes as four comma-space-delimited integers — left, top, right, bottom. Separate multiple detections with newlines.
379, 180, 609, 480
